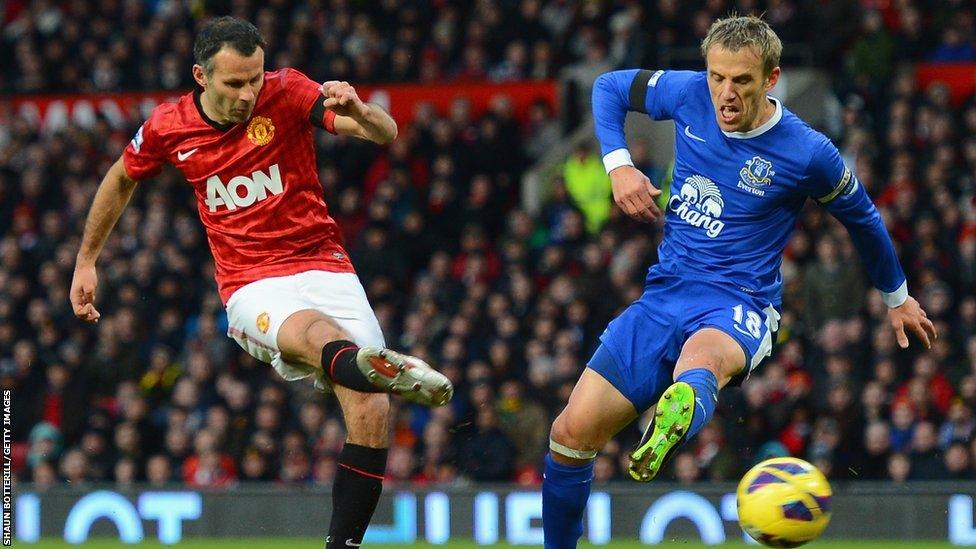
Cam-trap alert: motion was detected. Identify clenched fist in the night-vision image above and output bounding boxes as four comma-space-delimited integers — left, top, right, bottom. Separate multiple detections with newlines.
320, 80, 369, 120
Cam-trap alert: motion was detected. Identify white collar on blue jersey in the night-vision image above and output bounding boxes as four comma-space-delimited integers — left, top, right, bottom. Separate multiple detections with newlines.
722, 96, 782, 139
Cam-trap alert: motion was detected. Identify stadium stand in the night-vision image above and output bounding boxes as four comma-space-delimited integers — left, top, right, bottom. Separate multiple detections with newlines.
2, 0, 975, 488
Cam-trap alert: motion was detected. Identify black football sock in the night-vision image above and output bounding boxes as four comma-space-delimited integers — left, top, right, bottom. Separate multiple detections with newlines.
326, 444, 388, 548
321, 340, 383, 393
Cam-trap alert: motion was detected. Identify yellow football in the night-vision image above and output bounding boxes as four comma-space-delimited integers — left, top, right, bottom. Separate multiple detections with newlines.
736, 457, 832, 547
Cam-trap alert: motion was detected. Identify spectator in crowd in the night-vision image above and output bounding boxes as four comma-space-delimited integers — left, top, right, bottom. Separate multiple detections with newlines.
945, 443, 976, 480
942, 399, 976, 449
801, 236, 865, 331
888, 453, 911, 483
673, 452, 701, 485
847, 10, 896, 84
146, 454, 174, 486
456, 406, 516, 482
910, 422, 947, 480
562, 143, 612, 233
690, 421, 738, 481
856, 421, 893, 479
524, 99, 562, 161
496, 379, 548, 473
929, 25, 976, 62
59, 448, 92, 486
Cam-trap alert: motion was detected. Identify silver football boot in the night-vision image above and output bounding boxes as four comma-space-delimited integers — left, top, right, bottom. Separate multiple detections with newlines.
355, 348, 454, 407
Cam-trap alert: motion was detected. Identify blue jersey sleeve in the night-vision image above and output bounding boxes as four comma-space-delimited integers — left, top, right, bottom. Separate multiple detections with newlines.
802, 137, 908, 307
592, 70, 698, 171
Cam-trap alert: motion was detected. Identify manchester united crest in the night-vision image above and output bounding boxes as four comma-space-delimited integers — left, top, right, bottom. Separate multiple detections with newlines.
256, 312, 270, 334
246, 116, 275, 146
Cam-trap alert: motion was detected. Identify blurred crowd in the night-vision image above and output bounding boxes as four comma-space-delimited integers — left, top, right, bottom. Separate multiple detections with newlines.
2, 0, 975, 490
4, 0, 974, 95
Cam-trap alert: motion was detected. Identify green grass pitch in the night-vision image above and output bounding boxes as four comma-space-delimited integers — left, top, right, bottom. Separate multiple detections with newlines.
19, 539, 956, 548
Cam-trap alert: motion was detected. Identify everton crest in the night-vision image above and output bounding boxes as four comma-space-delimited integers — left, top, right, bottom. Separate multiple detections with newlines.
738, 156, 775, 196
740, 156, 775, 187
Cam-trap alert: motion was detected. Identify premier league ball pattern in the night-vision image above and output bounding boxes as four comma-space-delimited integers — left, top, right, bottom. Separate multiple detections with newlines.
736, 457, 833, 548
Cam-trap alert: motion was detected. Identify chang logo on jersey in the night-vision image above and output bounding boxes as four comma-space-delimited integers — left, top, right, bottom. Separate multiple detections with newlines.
204, 164, 283, 212
668, 175, 726, 238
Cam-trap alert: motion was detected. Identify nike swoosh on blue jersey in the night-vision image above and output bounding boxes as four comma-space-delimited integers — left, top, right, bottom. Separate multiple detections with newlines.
684, 125, 707, 143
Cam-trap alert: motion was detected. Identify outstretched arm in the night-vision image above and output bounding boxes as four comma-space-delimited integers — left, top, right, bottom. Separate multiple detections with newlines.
320, 80, 397, 144
71, 157, 138, 322
821, 183, 936, 348
808, 144, 937, 348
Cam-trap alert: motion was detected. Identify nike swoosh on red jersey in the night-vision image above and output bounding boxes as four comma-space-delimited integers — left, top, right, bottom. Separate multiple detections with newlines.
177, 148, 199, 161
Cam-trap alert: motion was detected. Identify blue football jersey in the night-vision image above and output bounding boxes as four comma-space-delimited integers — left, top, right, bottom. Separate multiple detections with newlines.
592, 69, 907, 308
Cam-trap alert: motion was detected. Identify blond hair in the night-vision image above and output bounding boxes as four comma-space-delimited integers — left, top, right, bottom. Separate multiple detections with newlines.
700, 15, 782, 76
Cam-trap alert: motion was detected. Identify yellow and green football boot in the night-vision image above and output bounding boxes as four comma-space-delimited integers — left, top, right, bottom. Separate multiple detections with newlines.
628, 381, 696, 482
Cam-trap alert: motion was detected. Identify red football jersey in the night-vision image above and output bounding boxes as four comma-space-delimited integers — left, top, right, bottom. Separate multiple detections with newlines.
123, 68, 355, 303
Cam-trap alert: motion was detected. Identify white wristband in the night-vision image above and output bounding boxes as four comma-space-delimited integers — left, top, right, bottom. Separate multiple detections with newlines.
882, 280, 908, 308
602, 148, 633, 174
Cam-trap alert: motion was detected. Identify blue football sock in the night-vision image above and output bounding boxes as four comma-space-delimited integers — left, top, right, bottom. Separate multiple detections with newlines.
676, 368, 718, 440
542, 453, 594, 549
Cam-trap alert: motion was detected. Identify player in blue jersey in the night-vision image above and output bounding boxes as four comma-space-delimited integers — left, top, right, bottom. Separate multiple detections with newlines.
542, 15, 938, 548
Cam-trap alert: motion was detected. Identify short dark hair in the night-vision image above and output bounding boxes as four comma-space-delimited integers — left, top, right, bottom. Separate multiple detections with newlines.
193, 16, 267, 75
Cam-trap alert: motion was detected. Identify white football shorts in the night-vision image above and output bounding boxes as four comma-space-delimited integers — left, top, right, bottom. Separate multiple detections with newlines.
225, 270, 385, 388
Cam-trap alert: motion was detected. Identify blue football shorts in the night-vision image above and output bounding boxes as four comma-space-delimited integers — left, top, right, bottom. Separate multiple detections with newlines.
588, 272, 780, 412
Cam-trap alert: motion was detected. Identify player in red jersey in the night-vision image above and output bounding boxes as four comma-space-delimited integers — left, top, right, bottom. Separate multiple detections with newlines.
69, 17, 453, 548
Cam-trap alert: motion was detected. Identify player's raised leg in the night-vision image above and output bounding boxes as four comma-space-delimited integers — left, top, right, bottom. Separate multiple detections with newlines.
544, 366, 638, 549
629, 328, 744, 481
278, 309, 453, 407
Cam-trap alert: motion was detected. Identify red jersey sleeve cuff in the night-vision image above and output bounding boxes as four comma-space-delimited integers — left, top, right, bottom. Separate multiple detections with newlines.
308, 101, 338, 134
324, 110, 337, 134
